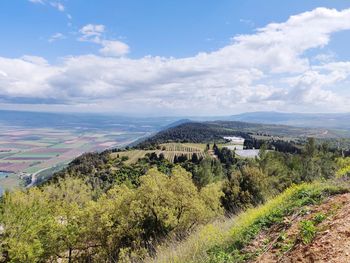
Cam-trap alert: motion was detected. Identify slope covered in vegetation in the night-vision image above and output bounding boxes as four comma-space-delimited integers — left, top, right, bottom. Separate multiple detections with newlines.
150, 182, 349, 263
1, 121, 350, 262
257, 191, 350, 262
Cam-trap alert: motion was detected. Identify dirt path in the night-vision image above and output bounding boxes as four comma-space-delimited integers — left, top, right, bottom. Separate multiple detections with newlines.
255, 193, 350, 263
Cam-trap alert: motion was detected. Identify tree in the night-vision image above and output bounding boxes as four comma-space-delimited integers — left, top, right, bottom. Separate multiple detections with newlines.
206, 143, 210, 151
191, 153, 199, 164
0, 188, 58, 262
304, 137, 316, 157
212, 158, 224, 180
222, 166, 268, 214
301, 137, 322, 181
148, 152, 158, 161
44, 177, 93, 262
158, 153, 165, 161
137, 167, 218, 238
177, 154, 188, 163
257, 143, 268, 173
194, 157, 214, 187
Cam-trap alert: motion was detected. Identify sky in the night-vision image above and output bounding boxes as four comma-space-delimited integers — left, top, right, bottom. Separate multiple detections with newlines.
1, 1, 350, 116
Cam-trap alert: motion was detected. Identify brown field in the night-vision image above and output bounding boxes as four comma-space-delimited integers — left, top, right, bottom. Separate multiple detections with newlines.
30, 148, 68, 153
0, 127, 150, 191
6, 157, 51, 161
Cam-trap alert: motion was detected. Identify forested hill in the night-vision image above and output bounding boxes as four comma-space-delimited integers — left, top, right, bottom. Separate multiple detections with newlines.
135, 120, 339, 149
136, 122, 251, 148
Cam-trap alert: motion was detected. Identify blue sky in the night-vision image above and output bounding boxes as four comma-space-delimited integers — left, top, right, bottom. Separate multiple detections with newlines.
3, 0, 350, 60
1, 1, 350, 115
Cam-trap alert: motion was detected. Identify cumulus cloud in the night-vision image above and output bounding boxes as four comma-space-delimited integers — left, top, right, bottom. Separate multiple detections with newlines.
0, 57, 57, 98
78, 24, 129, 57
2, 7, 350, 114
79, 24, 105, 42
99, 40, 130, 57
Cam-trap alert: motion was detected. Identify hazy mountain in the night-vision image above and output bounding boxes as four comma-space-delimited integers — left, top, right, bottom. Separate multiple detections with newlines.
229, 111, 350, 130
3, 109, 350, 132
0, 110, 181, 132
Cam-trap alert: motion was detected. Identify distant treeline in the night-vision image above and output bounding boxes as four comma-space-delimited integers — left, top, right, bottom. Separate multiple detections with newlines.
244, 137, 302, 154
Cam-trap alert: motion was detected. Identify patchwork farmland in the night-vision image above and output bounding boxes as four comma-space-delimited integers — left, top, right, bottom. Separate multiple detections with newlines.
0, 126, 149, 191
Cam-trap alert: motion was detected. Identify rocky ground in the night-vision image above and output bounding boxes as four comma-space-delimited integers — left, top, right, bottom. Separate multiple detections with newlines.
250, 193, 350, 263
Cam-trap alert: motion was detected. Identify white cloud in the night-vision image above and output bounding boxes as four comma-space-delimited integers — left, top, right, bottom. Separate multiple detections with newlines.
2, 7, 350, 114
313, 52, 336, 63
0, 57, 57, 98
21, 55, 48, 65
0, 71, 7, 77
79, 24, 105, 42
29, 0, 66, 13
239, 19, 255, 27
48, 32, 65, 42
29, 0, 45, 4
50, 2, 64, 12
99, 40, 129, 57
78, 24, 129, 57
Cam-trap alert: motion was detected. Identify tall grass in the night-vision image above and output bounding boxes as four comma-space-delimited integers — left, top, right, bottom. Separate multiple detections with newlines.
148, 182, 347, 263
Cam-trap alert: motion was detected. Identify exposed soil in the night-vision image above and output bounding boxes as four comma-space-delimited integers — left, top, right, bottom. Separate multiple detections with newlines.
251, 193, 350, 263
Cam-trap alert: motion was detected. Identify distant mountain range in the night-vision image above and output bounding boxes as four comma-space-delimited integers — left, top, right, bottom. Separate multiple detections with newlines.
0, 110, 180, 132
227, 112, 350, 130
2, 109, 350, 132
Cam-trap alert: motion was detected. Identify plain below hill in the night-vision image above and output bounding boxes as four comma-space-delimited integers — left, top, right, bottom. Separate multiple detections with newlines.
0, 109, 181, 132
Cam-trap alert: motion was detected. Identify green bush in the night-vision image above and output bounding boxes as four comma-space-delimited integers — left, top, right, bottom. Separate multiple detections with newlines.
299, 220, 317, 244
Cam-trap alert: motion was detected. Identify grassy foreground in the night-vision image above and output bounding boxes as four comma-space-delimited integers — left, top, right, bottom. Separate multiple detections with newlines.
149, 182, 348, 263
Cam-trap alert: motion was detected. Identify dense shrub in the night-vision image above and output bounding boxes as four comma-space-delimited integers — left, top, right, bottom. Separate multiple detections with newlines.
221, 166, 268, 214
0, 167, 223, 262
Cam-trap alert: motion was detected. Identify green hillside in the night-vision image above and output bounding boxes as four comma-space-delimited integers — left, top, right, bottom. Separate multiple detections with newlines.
150, 182, 349, 262
1, 121, 350, 262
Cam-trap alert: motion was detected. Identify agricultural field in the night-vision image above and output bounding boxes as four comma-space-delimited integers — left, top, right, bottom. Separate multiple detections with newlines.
0, 126, 150, 192
111, 143, 208, 164
111, 140, 259, 165
160, 143, 207, 162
